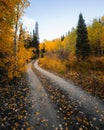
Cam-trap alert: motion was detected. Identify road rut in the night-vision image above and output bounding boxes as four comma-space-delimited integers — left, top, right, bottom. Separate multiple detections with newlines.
26, 63, 62, 129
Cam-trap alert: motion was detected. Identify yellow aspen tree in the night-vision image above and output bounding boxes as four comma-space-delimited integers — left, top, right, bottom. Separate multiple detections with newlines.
13, 0, 30, 76
16, 24, 33, 76
0, 0, 17, 82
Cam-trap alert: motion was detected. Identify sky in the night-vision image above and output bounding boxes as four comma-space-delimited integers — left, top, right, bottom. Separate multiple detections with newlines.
22, 0, 104, 42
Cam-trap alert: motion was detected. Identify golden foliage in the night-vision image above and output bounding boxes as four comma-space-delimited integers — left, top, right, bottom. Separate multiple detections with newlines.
39, 56, 66, 75
0, 0, 31, 82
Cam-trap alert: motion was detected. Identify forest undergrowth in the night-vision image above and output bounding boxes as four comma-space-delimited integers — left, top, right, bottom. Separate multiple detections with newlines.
39, 56, 104, 101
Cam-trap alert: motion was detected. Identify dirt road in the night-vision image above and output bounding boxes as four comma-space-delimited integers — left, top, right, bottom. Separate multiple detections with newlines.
26, 61, 104, 129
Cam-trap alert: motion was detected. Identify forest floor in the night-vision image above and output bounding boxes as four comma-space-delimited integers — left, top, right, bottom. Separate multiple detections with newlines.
0, 75, 32, 129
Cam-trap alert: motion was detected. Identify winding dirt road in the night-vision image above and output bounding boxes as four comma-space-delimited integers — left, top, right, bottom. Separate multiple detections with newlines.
34, 60, 104, 118
26, 60, 104, 130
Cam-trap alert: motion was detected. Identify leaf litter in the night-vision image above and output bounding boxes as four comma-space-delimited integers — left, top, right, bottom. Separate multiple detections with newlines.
33, 66, 104, 130
0, 75, 33, 129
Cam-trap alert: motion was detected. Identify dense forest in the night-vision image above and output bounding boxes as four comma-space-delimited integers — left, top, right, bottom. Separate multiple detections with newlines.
0, 0, 39, 84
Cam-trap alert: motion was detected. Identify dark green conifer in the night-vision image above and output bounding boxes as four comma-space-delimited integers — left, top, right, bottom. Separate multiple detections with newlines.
76, 13, 90, 60
32, 22, 39, 58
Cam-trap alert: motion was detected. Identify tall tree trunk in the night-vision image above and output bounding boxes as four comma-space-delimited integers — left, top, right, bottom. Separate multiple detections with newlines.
13, 4, 19, 75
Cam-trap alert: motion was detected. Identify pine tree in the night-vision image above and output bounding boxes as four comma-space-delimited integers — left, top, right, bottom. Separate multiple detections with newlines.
32, 22, 39, 58
76, 13, 90, 60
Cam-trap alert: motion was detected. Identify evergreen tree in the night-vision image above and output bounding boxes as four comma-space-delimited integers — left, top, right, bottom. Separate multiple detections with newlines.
32, 22, 39, 58
61, 35, 65, 41
76, 13, 90, 60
